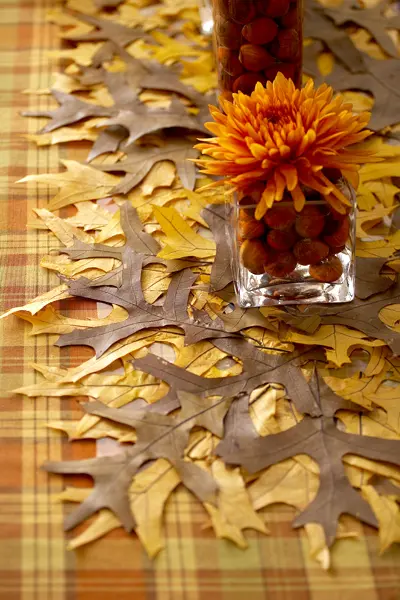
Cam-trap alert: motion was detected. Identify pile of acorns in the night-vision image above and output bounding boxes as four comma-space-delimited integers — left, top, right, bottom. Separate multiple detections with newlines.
238, 199, 350, 283
214, 0, 302, 96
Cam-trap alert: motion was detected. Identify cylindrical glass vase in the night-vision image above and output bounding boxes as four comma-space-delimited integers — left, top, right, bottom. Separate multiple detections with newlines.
212, 0, 303, 99
230, 181, 356, 306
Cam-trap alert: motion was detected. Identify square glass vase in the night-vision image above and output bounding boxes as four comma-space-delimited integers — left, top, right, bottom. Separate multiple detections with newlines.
230, 185, 356, 307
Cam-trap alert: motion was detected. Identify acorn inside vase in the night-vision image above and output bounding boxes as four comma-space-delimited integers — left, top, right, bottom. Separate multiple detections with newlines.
231, 177, 356, 307
212, 0, 303, 99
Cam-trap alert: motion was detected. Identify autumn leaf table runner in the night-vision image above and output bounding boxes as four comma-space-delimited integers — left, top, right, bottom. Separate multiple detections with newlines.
1, 0, 400, 598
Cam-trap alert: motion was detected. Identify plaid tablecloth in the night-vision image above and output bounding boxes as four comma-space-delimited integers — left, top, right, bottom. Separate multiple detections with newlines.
1, 1, 400, 598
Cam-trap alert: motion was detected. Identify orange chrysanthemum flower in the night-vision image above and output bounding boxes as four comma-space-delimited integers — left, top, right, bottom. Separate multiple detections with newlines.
196, 74, 377, 218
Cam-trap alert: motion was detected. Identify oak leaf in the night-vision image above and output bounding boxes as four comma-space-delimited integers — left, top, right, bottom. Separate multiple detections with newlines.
64, 11, 151, 47
17, 160, 120, 210
324, 0, 400, 59
95, 136, 198, 194
154, 205, 215, 259
134, 341, 350, 417
325, 57, 400, 131
44, 392, 232, 531
106, 96, 207, 148
304, 0, 365, 73
22, 90, 114, 133
57, 459, 181, 557
361, 485, 400, 553
217, 388, 400, 545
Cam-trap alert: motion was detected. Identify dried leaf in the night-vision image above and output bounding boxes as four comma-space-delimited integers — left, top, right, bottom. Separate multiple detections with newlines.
17, 160, 120, 210
107, 96, 206, 148
281, 324, 386, 367
154, 206, 216, 259
15, 304, 127, 336
64, 11, 151, 47
95, 136, 198, 194
22, 90, 113, 133
60, 460, 181, 557
326, 57, 400, 131
361, 485, 400, 553
324, 0, 400, 59
44, 393, 232, 531
134, 343, 351, 417
355, 257, 394, 299
202, 204, 233, 293
0, 285, 70, 321
304, 0, 366, 73
218, 391, 400, 546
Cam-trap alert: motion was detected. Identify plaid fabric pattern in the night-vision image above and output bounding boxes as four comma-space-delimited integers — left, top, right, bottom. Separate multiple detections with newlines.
1, 1, 400, 598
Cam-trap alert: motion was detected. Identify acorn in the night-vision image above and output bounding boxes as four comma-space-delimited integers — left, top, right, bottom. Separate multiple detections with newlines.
233, 72, 266, 94
264, 204, 297, 230
257, 0, 290, 18
264, 250, 297, 277
293, 239, 330, 266
238, 211, 266, 239
309, 256, 343, 283
270, 29, 300, 61
295, 205, 325, 238
242, 17, 278, 45
265, 62, 296, 82
324, 216, 350, 248
218, 47, 244, 77
240, 239, 271, 274
239, 44, 275, 71
266, 227, 297, 251
280, 6, 299, 28
215, 17, 243, 49
228, 0, 256, 24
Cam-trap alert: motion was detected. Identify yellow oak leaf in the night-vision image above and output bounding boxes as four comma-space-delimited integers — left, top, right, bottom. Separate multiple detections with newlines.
58, 460, 180, 558
0, 284, 70, 321
65, 201, 111, 232
210, 459, 268, 537
33, 207, 93, 246
379, 304, 400, 331
182, 187, 226, 226
365, 386, 400, 435
282, 324, 386, 366
174, 341, 228, 375
128, 185, 188, 222
59, 329, 183, 383
40, 253, 115, 280
49, 417, 136, 442
361, 486, 400, 553
154, 205, 216, 259
147, 31, 206, 63
25, 118, 103, 146
356, 232, 400, 258
323, 371, 386, 410
364, 345, 389, 377
141, 265, 171, 304
18, 160, 120, 210
66, 0, 98, 14
358, 180, 400, 210
249, 385, 284, 436
338, 410, 400, 482
47, 43, 104, 67
356, 205, 395, 237
141, 162, 176, 197
15, 304, 127, 336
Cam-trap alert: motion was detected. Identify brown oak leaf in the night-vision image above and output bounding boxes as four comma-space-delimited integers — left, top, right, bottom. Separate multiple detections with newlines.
355, 257, 395, 300
217, 377, 400, 545
44, 392, 232, 531
284, 278, 400, 354
106, 96, 207, 148
64, 11, 151, 46
22, 90, 114, 133
325, 57, 400, 131
94, 136, 198, 193
304, 0, 365, 73
134, 340, 351, 417
324, 0, 400, 59
202, 204, 234, 293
